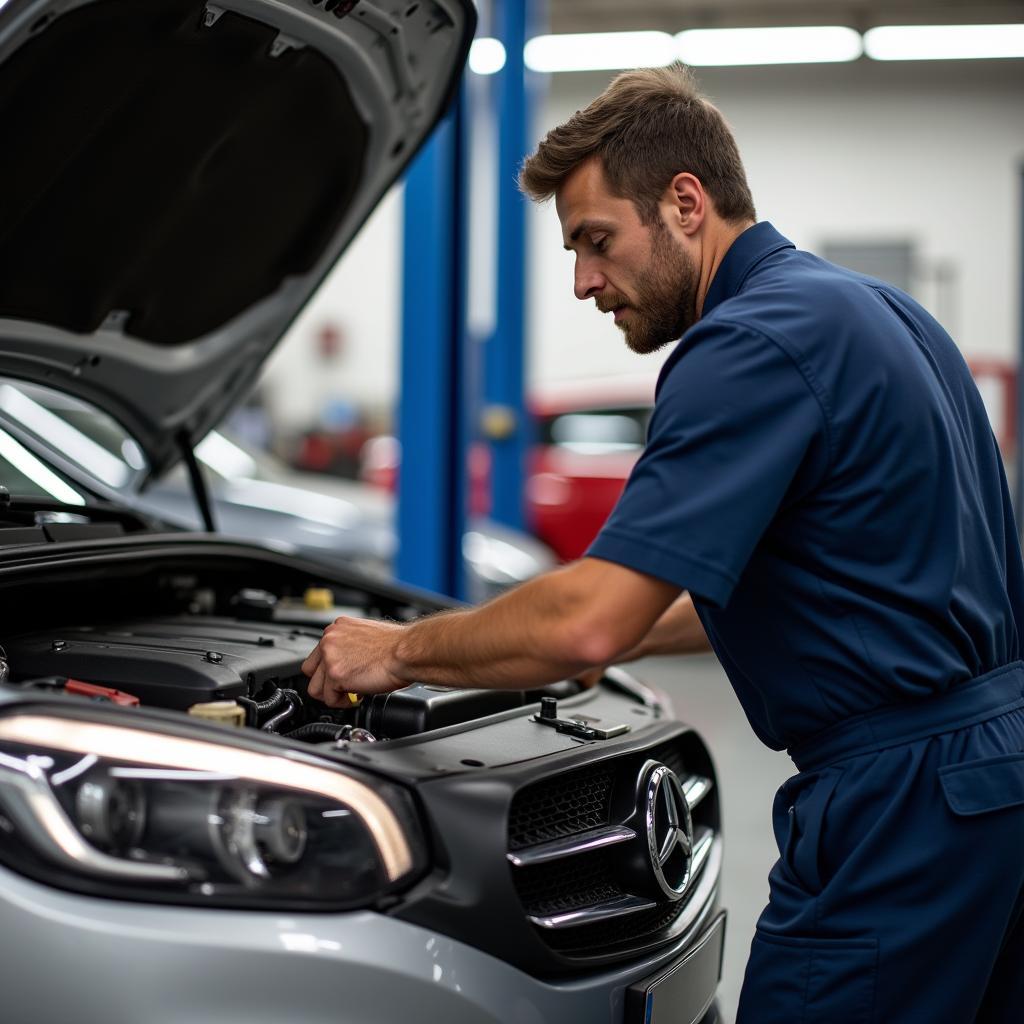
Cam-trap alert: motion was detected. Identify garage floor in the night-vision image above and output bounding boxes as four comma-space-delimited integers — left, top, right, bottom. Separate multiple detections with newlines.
632, 653, 793, 1022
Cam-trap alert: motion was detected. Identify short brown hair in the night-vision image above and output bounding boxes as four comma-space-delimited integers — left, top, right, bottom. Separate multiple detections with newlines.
520, 63, 755, 224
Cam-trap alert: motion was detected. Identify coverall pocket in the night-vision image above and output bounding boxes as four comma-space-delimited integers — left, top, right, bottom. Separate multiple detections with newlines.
739, 930, 878, 1024
774, 767, 843, 895
938, 752, 1024, 816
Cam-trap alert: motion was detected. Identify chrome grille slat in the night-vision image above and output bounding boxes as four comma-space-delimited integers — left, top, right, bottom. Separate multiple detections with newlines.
506, 824, 636, 867
688, 825, 714, 883
528, 893, 658, 930
681, 773, 712, 811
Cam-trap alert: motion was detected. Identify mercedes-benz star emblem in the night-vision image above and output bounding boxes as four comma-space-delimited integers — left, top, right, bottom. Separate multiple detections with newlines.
644, 764, 694, 899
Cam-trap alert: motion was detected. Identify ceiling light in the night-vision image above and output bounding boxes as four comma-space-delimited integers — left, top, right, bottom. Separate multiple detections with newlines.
469, 37, 506, 75
524, 32, 675, 73
195, 429, 257, 480
864, 24, 1024, 61
0, 384, 130, 488
677, 27, 862, 66
0, 428, 84, 506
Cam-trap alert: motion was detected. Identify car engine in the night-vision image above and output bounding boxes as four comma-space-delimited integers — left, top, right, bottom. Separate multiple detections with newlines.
0, 580, 563, 744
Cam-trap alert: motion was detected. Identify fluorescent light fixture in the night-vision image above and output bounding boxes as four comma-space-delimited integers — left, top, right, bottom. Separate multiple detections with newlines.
677, 26, 862, 66
0, 427, 85, 505
469, 36, 506, 75
195, 429, 257, 480
0, 384, 130, 488
525, 31, 675, 73
864, 24, 1024, 61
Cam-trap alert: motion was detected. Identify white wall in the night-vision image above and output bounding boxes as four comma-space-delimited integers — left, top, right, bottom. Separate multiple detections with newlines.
265, 58, 1024, 428
529, 59, 1024, 387
261, 186, 403, 434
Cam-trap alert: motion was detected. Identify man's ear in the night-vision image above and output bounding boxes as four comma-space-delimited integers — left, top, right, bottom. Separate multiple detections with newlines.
667, 172, 706, 237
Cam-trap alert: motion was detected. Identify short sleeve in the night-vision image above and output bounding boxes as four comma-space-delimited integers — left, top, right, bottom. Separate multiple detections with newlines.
586, 319, 829, 607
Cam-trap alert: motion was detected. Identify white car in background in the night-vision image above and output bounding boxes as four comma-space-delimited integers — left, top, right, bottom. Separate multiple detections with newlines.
0, 380, 555, 602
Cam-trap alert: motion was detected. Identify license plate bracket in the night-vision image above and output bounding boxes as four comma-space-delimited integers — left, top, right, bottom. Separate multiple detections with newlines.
626, 912, 726, 1024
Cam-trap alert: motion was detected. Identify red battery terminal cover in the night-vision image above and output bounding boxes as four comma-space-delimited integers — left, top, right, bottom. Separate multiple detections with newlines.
64, 679, 140, 707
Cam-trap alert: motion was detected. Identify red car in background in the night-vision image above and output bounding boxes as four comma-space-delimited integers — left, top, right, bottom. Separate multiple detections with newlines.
527, 376, 655, 560
360, 375, 657, 563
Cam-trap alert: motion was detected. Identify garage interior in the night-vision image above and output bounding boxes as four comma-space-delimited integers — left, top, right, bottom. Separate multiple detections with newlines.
0, 0, 1022, 1020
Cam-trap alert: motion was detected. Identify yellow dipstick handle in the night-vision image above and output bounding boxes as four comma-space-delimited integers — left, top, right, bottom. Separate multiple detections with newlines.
304, 587, 334, 610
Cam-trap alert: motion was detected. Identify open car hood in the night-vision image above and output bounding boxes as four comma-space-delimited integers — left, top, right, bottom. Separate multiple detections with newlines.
0, 0, 473, 477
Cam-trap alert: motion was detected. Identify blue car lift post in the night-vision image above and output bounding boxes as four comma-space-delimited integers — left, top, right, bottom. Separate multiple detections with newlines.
482, 0, 533, 532
396, 91, 472, 600
397, 4, 538, 597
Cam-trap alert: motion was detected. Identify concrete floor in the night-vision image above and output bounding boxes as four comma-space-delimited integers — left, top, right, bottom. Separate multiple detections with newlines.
630, 653, 793, 1023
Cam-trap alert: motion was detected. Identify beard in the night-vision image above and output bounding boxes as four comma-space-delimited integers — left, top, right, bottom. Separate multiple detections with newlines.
602, 223, 700, 355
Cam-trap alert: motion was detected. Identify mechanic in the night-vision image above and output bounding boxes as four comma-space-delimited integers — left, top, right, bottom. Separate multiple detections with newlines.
303, 64, 1024, 1021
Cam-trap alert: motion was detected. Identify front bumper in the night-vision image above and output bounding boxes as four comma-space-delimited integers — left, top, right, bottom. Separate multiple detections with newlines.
0, 864, 722, 1024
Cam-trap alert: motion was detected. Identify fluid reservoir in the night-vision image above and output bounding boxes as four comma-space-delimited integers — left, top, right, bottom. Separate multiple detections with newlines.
188, 700, 246, 727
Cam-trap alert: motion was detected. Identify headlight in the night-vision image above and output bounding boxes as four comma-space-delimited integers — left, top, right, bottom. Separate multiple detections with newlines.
0, 711, 427, 910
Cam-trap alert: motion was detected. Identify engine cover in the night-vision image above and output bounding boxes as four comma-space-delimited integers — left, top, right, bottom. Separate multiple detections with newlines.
3, 617, 321, 710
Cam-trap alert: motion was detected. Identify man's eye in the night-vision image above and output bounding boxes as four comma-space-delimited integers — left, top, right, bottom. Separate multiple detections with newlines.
593, 237, 608, 253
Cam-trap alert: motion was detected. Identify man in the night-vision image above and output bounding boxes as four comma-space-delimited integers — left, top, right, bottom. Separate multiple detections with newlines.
303, 65, 1024, 1021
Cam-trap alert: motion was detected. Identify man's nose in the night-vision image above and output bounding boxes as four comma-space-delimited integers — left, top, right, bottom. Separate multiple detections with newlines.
574, 264, 606, 301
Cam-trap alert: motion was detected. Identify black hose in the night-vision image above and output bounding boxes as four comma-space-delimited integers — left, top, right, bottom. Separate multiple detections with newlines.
284, 722, 351, 742
236, 696, 259, 728
260, 689, 303, 733
255, 689, 286, 714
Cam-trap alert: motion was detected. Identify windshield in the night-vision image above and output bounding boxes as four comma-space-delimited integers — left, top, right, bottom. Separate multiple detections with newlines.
540, 407, 651, 455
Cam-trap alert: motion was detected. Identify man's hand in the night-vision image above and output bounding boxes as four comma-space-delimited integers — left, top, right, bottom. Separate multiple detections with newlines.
302, 617, 407, 707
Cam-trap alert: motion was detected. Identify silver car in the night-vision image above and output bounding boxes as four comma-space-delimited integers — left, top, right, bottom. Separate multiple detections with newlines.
0, 0, 724, 1021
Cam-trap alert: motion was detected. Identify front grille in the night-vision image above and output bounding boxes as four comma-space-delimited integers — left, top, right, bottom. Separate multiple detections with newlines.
507, 762, 614, 850
647, 738, 687, 777
513, 849, 621, 916
507, 735, 718, 959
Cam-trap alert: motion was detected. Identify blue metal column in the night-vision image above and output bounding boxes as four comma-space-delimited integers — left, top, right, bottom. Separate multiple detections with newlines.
396, 93, 471, 599
483, 0, 533, 530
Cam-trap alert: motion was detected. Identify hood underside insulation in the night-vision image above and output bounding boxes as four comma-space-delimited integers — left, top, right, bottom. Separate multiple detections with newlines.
0, 0, 368, 345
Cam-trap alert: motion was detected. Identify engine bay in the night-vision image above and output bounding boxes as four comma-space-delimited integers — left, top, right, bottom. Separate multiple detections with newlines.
0, 550, 574, 744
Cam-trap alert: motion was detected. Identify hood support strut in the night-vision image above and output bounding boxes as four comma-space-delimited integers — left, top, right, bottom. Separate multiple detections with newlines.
177, 431, 217, 533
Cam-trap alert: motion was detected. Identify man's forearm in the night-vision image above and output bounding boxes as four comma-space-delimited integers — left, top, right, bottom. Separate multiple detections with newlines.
303, 558, 682, 702
390, 560, 681, 689
393, 608, 588, 689
610, 592, 711, 664
392, 572, 593, 688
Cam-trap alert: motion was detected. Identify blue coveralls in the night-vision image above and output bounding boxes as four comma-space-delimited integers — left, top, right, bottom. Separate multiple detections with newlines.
588, 223, 1024, 1022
